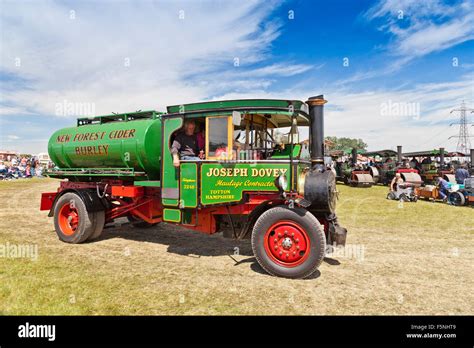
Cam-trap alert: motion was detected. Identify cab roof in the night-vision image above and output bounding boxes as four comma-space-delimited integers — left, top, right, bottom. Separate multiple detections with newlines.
165, 99, 310, 127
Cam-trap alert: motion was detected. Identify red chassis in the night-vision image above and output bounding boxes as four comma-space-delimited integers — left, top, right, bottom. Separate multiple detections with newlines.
40, 180, 323, 237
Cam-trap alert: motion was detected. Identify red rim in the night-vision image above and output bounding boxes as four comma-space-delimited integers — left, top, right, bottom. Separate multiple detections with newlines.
263, 220, 311, 267
58, 202, 79, 236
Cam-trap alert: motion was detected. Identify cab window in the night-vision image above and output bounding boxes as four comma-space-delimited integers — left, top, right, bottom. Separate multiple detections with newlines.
206, 116, 232, 160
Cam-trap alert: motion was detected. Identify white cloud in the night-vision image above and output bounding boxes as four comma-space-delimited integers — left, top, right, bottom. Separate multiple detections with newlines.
1, 0, 308, 118
213, 72, 474, 152
365, 0, 474, 61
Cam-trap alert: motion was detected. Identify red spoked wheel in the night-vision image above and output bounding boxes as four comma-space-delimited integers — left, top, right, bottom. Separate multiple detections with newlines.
264, 221, 310, 267
58, 203, 79, 235
53, 192, 103, 244
252, 206, 326, 279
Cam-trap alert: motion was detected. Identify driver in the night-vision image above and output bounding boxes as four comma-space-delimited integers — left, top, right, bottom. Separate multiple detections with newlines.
390, 173, 404, 192
171, 119, 202, 167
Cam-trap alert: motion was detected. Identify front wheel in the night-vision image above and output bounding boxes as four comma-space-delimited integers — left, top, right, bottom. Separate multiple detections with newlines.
448, 191, 465, 206
251, 206, 326, 279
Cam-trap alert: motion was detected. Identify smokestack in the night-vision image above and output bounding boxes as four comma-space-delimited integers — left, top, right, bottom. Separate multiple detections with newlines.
439, 147, 445, 166
470, 149, 474, 169
352, 148, 357, 164
306, 95, 327, 171
397, 145, 402, 163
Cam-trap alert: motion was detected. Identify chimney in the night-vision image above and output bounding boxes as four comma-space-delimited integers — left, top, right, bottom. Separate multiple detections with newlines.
397, 145, 402, 163
352, 148, 357, 164
439, 147, 445, 166
306, 95, 327, 171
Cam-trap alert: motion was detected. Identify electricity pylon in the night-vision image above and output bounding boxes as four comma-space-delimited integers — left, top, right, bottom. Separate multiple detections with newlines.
449, 101, 474, 155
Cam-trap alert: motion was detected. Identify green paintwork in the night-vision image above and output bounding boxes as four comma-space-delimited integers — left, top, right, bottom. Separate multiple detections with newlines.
163, 208, 181, 223
76, 110, 162, 125
46, 167, 141, 178
48, 116, 162, 179
180, 163, 198, 208
161, 117, 183, 206
134, 180, 161, 187
200, 162, 290, 205
166, 99, 305, 114
270, 144, 302, 159
46, 99, 313, 199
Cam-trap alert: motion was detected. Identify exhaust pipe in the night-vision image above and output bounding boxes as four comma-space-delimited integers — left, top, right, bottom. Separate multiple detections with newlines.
303, 95, 347, 245
470, 149, 474, 170
439, 147, 445, 167
397, 145, 402, 163
351, 148, 357, 165
306, 95, 327, 171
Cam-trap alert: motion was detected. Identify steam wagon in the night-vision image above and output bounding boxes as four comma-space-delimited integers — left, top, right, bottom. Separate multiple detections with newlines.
334, 149, 374, 187
40, 96, 347, 279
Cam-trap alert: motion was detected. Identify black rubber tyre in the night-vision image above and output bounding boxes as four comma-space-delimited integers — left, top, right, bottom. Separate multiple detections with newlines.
53, 192, 96, 244
127, 215, 157, 228
87, 210, 105, 241
387, 192, 396, 200
251, 206, 326, 279
449, 191, 465, 206
399, 193, 409, 202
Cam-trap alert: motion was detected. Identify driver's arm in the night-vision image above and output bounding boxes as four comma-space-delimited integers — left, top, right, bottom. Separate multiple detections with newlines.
171, 136, 181, 167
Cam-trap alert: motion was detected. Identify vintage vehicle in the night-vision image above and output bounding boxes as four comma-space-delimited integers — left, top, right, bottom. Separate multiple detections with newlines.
366, 146, 424, 187
386, 183, 418, 202
448, 177, 474, 207
416, 185, 440, 201
416, 181, 462, 203
40, 96, 347, 279
402, 148, 460, 185
335, 149, 374, 187
362, 149, 398, 185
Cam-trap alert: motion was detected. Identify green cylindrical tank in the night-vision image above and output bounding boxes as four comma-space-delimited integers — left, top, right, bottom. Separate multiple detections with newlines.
48, 118, 162, 179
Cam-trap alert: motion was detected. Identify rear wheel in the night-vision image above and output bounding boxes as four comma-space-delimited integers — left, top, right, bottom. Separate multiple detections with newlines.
387, 192, 396, 200
399, 193, 409, 202
54, 192, 98, 244
251, 206, 326, 279
87, 210, 105, 241
449, 191, 465, 206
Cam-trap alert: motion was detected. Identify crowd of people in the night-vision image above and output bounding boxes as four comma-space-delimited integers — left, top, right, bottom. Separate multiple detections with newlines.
0, 155, 53, 180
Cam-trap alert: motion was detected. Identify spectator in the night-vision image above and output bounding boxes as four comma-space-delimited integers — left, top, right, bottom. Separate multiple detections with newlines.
25, 164, 31, 178
437, 177, 450, 202
390, 173, 404, 192
409, 157, 419, 169
455, 165, 469, 185
35, 163, 43, 177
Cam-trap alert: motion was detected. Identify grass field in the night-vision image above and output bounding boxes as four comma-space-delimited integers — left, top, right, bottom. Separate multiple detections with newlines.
0, 178, 473, 315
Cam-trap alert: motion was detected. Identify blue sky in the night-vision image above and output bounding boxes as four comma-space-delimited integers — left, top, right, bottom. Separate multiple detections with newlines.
1, 0, 473, 154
